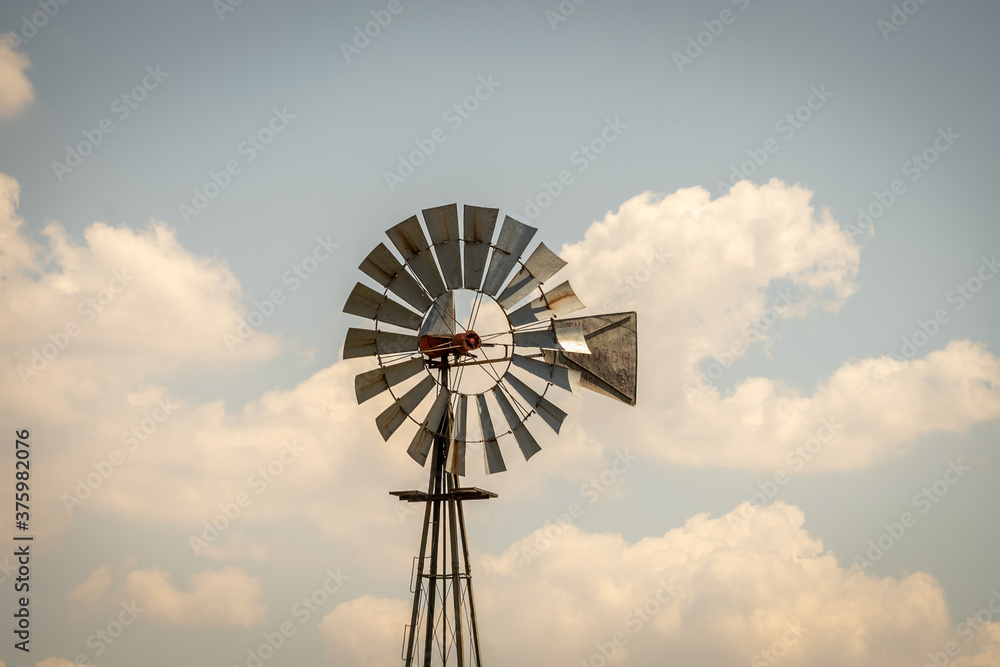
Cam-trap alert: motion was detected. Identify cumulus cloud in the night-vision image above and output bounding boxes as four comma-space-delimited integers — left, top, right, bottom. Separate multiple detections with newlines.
113, 565, 266, 627
0, 36, 34, 120
319, 596, 410, 667
321, 502, 1000, 667
67, 565, 113, 615
558, 180, 1000, 470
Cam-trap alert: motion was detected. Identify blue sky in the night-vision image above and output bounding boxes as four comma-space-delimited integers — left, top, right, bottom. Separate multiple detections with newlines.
1, 1, 999, 666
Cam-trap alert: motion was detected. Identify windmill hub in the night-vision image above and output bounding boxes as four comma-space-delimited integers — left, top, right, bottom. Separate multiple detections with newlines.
419, 330, 482, 359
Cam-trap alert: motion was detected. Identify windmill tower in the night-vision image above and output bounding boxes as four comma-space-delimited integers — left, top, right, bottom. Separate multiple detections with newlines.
342, 204, 637, 666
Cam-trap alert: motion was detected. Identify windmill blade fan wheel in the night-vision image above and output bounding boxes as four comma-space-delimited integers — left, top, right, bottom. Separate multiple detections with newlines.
342, 203, 638, 476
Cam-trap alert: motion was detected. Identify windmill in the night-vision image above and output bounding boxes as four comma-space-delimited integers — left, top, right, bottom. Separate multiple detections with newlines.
342, 204, 637, 666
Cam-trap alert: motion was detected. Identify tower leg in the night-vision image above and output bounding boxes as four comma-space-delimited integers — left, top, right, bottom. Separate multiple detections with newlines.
457, 499, 483, 666
447, 473, 466, 666
422, 460, 443, 666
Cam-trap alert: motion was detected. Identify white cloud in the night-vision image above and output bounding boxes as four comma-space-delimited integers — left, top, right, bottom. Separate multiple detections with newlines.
320, 502, 1000, 667
558, 180, 1000, 470
0, 36, 34, 120
113, 565, 265, 627
319, 595, 410, 667
67, 565, 113, 616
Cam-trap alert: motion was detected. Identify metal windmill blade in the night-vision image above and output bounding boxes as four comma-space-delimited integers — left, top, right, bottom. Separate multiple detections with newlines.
341, 203, 639, 667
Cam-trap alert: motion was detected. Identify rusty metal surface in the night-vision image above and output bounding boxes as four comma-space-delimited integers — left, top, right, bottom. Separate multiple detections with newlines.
492, 386, 541, 461
476, 394, 506, 474
406, 387, 451, 465
390, 488, 497, 502
544, 312, 637, 406
506, 281, 585, 327
344, 282, 423, 331
447, 394, 468, 476
462, 205, 498, 290
343, 328, 419, 359
481, 216, 537, 296
510, 354, 581, 396
496, 243, 568, 309
376, 375, 436, 441
359, 243, 432, 313
386, 215, 447, 298
504, 373, 567, 434
423, 204, 463, 290
419, 291, 456, 338
354, 358, 425, 404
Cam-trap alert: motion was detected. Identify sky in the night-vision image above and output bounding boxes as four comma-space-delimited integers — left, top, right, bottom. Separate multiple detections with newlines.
1, 0, 1000, 666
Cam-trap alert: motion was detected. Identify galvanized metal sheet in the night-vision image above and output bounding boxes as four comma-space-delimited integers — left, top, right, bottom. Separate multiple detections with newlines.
386, 216, 447, 298
406, 387, 451, 465
358, 243, 432, 313
504, 372, 567, 434
343, 328, 419, 359
476, 394, 506, 474
423, 204, 463, 290
510, 353, 581, 396
463, 205, 499, 290
481, 216, 537, 296
375, 375, 436, 441
343, 282, 423, 331
512, 321, 591, 354
492, 386, 541, 461
496, 243, 568, 309
354, 358, 425, 404
544, 312, 637, 406
506, 281, 585, 327
446, 394, 468, 476
555, 321, 591, 354
419, 291, 456, 338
